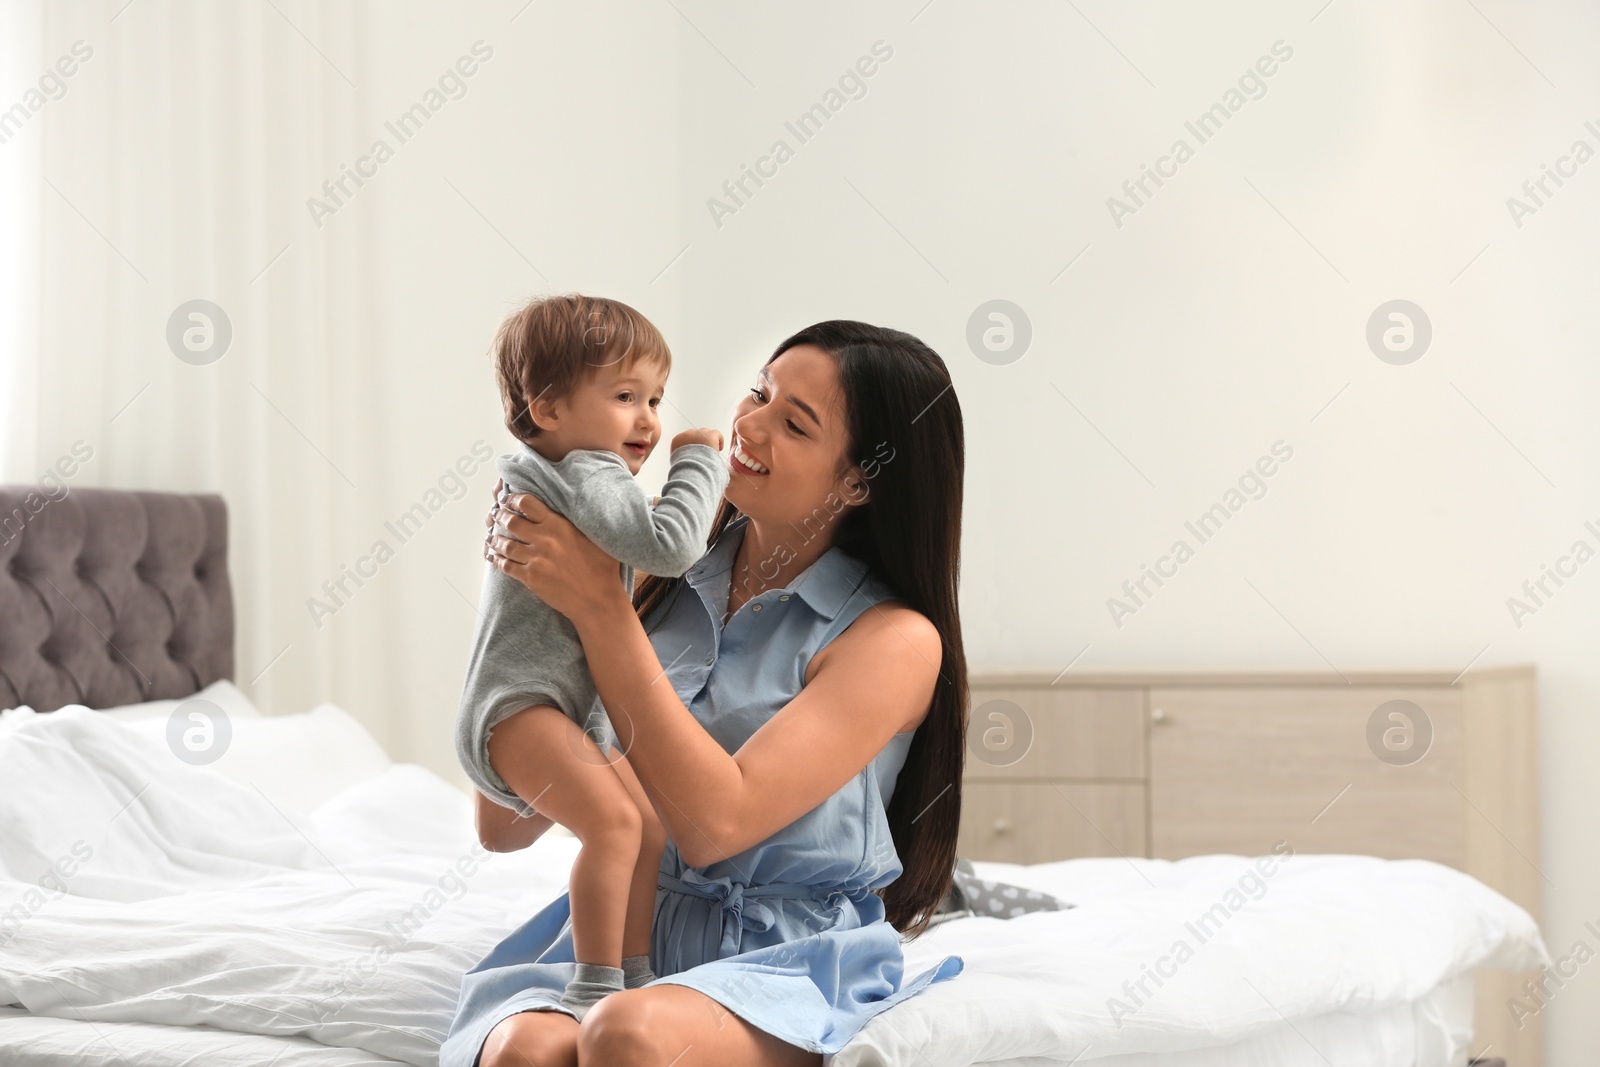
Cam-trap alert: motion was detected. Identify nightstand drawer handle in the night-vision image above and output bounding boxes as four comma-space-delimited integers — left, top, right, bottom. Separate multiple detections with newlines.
992, 817, 1011, 835
1151, 707, 1169, 724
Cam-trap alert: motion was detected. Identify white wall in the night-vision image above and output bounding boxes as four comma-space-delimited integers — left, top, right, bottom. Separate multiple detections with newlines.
16, 0, 1598, 1057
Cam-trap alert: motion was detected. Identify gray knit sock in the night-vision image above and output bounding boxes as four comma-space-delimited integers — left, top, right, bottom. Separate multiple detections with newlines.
622, 954, 656, 989
558, 963, 623, 1020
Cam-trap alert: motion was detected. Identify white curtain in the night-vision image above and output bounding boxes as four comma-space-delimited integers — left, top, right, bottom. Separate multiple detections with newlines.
4, 2, 687, 774
15, 1, 397, 740
0, 0, 42, 478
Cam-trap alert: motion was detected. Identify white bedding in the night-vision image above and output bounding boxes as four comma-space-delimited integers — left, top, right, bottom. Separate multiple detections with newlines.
0, 1003, 413, 1066
0, 973, 1475, 1067
0, 703, 1548, 1067
851, 855, 1543, 1066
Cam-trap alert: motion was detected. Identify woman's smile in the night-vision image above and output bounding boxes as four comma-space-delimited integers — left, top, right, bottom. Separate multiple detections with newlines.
730, 436, 770, 476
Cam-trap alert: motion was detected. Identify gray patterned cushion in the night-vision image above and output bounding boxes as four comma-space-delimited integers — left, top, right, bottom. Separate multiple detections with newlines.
953, 868, 1074, 918
930, 858, 1074, 924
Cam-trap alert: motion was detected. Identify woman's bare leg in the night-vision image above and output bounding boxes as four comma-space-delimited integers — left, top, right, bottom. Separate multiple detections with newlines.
489, 705, 642, 969
579, 986, 822, 1067
608, 751, 667, 960
480, 1009, 579, 1067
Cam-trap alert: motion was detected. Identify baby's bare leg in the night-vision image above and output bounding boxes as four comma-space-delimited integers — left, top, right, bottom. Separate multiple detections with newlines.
474, 787, 555, 853
488, 705, 642, 969
608, 751, 667, 961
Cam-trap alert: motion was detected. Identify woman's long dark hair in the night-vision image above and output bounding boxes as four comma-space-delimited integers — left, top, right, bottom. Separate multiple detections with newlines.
632, 320, 968, 940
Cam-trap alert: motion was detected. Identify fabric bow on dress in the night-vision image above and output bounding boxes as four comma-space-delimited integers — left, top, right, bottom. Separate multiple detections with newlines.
659, 869, 827, 959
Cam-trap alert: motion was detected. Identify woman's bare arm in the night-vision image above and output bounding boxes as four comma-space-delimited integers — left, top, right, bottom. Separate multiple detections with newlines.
485, 487, 942, 869
573, 584, 940, 868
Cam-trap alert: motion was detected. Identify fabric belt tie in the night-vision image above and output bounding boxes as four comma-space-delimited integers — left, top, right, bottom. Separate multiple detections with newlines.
659, 871, 833, 958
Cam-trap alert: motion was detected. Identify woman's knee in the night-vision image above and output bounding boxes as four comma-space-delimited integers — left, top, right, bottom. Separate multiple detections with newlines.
577, 990, 670, 1065
480, 1009, 580, 1067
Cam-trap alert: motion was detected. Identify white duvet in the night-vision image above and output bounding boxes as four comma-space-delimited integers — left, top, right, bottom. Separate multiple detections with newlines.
0, 705, 1548, 1066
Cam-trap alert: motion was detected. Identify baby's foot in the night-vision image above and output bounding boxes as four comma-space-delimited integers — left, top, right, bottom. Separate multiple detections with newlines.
558, 963, 624, 1020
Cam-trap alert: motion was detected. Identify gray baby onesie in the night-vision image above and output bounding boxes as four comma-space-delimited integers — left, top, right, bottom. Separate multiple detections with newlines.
455, 441, 729, 815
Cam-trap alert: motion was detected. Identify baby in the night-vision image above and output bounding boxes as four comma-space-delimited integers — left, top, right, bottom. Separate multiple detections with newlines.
454, 292, 729, 1019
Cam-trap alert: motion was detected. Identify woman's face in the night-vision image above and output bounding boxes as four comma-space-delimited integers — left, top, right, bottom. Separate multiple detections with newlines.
725, 344, 866, 532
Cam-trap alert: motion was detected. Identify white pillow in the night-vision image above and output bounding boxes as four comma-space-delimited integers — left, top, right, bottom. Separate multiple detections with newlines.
223, 703, 394, 815
116, 701, 393, 816
98, 678, 262, 723
0, 678, 262, 720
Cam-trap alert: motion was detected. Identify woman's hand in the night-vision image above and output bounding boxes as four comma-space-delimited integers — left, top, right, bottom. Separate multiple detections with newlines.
483, 477, 628, 626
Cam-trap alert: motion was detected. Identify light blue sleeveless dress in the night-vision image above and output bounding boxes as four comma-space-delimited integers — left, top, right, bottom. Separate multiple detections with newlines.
440, 514, 964, 1063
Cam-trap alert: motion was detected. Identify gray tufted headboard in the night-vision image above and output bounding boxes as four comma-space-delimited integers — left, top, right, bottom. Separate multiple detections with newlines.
0, 485, 234, 712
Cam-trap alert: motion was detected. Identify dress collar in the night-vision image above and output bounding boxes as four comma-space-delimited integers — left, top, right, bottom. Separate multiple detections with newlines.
684, 514, 873, 621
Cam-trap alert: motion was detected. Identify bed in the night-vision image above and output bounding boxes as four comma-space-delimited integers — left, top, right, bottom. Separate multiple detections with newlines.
0, 485, 1550, 1066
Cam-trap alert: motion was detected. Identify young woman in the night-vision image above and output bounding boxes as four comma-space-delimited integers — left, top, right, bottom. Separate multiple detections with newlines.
447, 320, 969, 1067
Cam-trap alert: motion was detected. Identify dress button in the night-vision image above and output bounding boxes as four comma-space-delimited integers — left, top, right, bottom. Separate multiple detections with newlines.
779, 594, 790, 601
751, 604, 761, 612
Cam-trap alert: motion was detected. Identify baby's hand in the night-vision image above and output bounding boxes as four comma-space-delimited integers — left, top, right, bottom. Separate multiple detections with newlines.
672, 428, 724, 452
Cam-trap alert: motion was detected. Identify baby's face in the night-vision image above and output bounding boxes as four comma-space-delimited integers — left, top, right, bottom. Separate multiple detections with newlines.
534, 360, 667, 476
